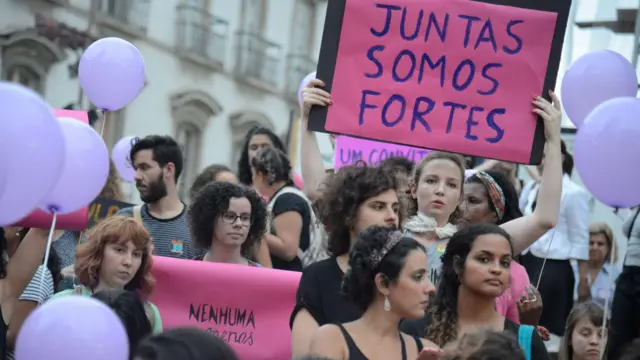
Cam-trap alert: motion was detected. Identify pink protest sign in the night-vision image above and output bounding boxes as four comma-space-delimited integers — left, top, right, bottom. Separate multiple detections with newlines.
15, 109, 91, 230
150, 256, 301, 360
335, 136, 431, 169
309, 0, 570, 165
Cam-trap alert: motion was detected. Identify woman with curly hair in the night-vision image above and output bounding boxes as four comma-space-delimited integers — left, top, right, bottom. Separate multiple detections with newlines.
290, 165, 401, 357
309, 226, 438, 359
237, 126, 288, 187
188, 182, 267, 266
188, 164, 271, 267
401, 223, 548, 359
50, 215, 162, 333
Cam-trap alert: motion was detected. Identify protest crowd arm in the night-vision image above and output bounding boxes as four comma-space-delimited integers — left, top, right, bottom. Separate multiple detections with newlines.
255, 238, 273, 268
501, 139, 562, 254
300, 115, 329, 201
2, 229, 49, 303
266, 212, 303, 261
525, 166, 542, 182
291, 309, 321, 358
473, 159, 500, 172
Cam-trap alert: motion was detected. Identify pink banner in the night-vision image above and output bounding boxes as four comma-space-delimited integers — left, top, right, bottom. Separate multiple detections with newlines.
324, 0, 556, 163
15, 109, 91, 230
150, 256, 301, 360
334, 136, 431, 169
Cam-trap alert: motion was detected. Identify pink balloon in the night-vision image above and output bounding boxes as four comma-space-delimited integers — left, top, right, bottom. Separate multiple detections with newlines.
0, 82, 66, 226
111, 136, 137, 182
79, 37, 146, 111
39, 117, 110, 214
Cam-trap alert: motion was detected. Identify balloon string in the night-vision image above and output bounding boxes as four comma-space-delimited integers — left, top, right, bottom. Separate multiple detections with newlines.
534, 228, 557, 289
99, 110, 107, 138
612, 207, 626, 221
600, 236, 616, 359
38, 211, 58, 292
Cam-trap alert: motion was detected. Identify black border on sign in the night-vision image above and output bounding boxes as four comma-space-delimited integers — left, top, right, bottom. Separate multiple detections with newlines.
308, 0, 572, 165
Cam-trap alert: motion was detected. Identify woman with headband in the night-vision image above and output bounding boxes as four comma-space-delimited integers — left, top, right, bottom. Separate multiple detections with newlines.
308, 226, 439, 359
462, 170, 545, 331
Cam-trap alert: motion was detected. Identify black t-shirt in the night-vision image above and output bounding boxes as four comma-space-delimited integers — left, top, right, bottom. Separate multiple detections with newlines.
289, 257, 362, 328
400, 316, 548, 360
269, 188, 311, 272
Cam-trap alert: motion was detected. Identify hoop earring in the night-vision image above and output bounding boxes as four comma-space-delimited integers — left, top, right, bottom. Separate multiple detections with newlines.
384, 296, 391, 311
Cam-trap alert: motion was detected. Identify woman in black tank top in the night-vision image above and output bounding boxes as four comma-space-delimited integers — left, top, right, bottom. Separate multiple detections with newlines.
307, 227, 440, 360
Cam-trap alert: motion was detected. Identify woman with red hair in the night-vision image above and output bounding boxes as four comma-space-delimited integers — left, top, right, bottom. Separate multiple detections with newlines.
51, 216, 162, 333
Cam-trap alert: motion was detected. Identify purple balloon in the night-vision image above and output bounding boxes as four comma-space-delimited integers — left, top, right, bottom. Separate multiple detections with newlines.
561, 50, 638, 128
0, 82, 65, 226
574, 97, 640, 208
15, 296, 129, 360
79, 37, 146, 111
0, 140, 6, 203
39, 117, 110, 214
298, 71, 317, 105
111, 136, 137, 182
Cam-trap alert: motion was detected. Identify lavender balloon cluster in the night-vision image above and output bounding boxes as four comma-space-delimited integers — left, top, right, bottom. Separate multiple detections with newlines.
561, 50, 640, 208
0, 37, 145, 224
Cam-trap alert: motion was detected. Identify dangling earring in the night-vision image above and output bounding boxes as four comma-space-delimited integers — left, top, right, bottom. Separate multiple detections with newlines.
384, 296, 391, 311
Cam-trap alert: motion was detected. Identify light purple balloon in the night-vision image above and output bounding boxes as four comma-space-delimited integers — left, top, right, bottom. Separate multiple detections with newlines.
111, 136, 137, 182
15, 296, 129, 360
298, 71, 317, 105
0, 82, 65, 226
39, 117, 110, 214
0, 140, 6, 203
574, 97, 640, 208
561, 50, 638, 128
79, 37, 146, 111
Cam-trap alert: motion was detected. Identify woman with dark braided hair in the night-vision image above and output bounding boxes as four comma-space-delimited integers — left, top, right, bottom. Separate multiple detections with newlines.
401, 223, 548, 359
237, 126, 288, 187
252, 147, 314, 271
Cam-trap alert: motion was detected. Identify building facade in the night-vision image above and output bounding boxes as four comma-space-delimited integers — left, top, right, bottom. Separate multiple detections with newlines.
0, 0, 327, 200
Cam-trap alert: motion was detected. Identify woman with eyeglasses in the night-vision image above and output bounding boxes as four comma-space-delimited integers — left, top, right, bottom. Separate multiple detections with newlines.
188, 181, 268, 266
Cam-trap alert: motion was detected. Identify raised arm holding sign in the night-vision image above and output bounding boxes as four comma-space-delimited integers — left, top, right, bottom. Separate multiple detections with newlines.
309, 0, 571, 164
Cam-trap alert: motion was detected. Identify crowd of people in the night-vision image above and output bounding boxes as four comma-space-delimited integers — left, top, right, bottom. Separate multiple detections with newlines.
0, 76, 638, 360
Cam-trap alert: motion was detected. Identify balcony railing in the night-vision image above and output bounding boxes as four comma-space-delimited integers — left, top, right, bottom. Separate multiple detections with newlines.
175, 4, 228, 68
285, 54, 316, 101
234, 31, 281, 88
98, 0, 150, 35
